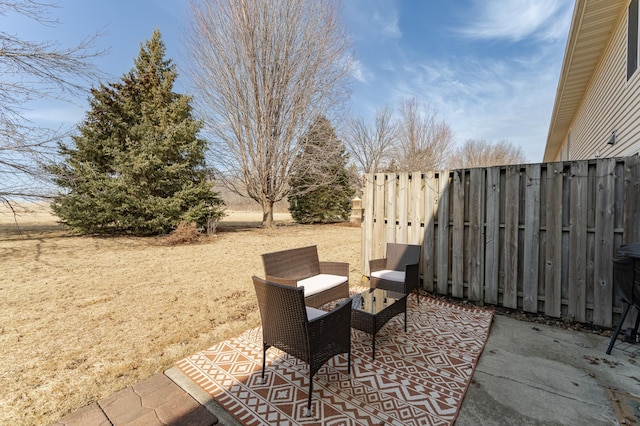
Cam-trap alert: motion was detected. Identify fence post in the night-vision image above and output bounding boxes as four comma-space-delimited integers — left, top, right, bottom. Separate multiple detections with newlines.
350, 196, 363, 226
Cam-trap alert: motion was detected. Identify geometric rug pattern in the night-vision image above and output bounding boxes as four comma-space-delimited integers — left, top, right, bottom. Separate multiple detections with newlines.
176, 294, 494, 425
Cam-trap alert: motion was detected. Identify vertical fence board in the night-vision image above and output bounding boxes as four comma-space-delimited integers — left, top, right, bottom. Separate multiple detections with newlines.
362, 173, 375, 277
373, 173, 386, 261
437, 171, 450, 295
452, 170, 465, 298
593, 158, 616, 327
385, 174, 396, 246
614, 162, 625, 246
469, 168, 484, 302
485, 167, 500, 305
545, 164, 563, 317
423, 172, 437, 292
503, 165, 521, 309
586, 164, 597, 323
397, 173, 409, 243
411, 173, 423, 245
523, 164, 541, 313
569, 161, 588, 322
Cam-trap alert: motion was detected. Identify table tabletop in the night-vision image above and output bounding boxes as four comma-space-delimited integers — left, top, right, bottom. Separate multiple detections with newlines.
352, 288, 406, 315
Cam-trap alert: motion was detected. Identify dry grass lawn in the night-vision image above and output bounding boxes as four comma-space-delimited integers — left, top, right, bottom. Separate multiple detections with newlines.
0, 204, 362, 425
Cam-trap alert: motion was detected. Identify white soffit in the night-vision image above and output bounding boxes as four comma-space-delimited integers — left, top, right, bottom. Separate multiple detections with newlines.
544, 0, 626, 161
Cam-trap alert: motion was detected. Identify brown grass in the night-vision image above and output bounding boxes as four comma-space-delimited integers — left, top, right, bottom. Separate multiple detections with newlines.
0, 203, 362, 425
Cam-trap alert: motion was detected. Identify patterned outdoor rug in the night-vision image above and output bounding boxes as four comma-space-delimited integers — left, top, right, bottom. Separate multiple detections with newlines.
176, 293, 494, 425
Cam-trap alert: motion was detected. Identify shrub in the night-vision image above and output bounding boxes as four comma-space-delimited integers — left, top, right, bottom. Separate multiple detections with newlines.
164, 222, 201, 245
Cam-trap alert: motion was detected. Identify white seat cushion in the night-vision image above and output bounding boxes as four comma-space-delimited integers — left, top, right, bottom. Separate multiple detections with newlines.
306, 306, 327, 321
371, 269, 405, 282
297, 274, 347, 297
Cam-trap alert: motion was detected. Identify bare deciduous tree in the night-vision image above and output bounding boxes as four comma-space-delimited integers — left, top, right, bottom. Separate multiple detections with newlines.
186, 0, 352, 227
394, 97, 453, 172
343, 104, 397, 175
0, 0, 101, 208
449, 139, 527, 169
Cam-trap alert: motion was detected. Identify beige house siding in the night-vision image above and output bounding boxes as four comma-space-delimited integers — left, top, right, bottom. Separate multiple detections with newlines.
550, 1, 640, 162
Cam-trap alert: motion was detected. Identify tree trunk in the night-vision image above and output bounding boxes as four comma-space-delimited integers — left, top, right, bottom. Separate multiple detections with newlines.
262, 200, 274, 228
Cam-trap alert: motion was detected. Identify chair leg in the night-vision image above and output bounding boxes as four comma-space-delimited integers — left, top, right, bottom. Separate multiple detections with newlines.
306, 378, 313, 416
261, 345, 267, 381
607, 302, 631, 355
347, 350, 351, 376
404, 307, 407, 332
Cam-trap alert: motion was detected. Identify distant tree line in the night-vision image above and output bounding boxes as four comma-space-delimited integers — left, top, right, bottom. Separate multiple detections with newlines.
342, 97, 526, 178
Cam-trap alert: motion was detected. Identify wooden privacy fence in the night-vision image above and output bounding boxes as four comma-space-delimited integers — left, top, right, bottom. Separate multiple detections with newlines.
361, 155, 640, 328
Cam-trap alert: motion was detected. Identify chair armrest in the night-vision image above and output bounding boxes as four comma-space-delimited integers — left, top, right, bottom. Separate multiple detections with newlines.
308, 296, 353, 343
405, 263, 420, 292
308, 295, 353, 323
265, 275, 298, 287
319, 261, 349, 277
369, 258, 387, 273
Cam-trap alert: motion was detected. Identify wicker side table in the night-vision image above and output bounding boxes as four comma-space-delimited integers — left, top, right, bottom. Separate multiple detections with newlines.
351, 288, 407, 360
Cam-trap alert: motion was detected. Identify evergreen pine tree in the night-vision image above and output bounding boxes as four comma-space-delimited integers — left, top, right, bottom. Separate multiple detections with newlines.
48, 30, 224, 235
288, 116, 354, 224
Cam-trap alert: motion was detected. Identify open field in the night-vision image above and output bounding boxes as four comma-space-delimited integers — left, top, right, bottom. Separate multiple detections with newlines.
0, 204, 362, 425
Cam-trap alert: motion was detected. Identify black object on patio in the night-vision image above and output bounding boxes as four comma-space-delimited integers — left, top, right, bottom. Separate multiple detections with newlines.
606, 243, 640, 355
251, 276, 353, 415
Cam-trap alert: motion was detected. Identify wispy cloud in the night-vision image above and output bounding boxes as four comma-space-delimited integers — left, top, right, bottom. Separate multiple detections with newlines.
24, 105, 85, 126
349, 57, 373, 83
402, 51, 563, 161
359, 32, 567, 162
372, 10, 401, 39
343, 0, 402, 40
341, 1, 574, 162
456, 0, 573, 42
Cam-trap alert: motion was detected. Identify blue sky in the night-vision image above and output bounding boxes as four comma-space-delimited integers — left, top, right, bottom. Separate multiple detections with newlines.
6, 0, 574, 163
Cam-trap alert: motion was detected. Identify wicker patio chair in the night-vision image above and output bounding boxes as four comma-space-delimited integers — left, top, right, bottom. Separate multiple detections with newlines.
261, 245, 349, 308
252, 276, 352, 415
606, 250, 640, 354
369, 242, 422, 304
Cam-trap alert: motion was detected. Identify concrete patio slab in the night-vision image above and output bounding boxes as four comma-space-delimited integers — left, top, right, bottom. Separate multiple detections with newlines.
456, 314, 640, 425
